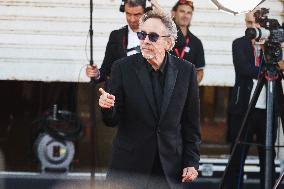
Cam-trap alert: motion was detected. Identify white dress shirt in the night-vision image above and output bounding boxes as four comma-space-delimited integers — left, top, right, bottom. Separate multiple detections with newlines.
127, 26, 140, 56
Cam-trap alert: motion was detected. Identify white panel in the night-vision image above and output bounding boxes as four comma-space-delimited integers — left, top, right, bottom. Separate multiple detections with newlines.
0, 0, 283, 85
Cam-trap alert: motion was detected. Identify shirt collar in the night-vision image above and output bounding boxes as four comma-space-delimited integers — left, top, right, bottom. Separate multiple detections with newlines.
128, 26, 136, 35
186, 28, 192, 38
145, 53, 168, 74
159, 53, 168, 74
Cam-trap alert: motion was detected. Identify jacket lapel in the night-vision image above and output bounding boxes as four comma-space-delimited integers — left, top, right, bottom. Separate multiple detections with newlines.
134, 55, 158, 120
119, 26, 128, 57
159, 54, 179, 123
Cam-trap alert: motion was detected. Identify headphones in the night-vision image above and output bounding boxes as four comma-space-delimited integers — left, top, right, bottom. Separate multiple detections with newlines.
119, 0, 126, 12
119, 0, 152, 13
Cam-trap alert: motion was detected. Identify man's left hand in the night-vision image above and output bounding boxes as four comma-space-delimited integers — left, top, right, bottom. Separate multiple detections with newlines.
181, 167, 198, 183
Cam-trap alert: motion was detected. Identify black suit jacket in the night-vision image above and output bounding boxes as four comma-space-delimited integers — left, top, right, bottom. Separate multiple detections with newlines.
98, 26, 128, 82
102, 53, 201, 189
228, 36, 259, 115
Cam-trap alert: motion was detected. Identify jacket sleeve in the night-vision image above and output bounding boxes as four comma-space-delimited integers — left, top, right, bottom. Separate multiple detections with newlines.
98, 31, 118, 83
232, 39, 259, 79
181, 65, 201, 170
101, 61, 124, 127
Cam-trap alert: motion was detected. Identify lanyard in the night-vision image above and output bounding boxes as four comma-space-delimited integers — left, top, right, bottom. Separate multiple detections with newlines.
253, 46, 264, 76
253, 46, 261, 67
174, 36, 190, 59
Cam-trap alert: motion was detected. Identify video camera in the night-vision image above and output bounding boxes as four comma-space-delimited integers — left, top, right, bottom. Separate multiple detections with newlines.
245, 8, 284, 63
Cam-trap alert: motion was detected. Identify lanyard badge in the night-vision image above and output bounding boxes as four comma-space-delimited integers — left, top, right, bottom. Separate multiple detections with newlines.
174, 36, 190, 59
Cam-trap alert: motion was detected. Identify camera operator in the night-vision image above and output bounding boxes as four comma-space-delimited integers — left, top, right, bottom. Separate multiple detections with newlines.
226, 10, 278, 189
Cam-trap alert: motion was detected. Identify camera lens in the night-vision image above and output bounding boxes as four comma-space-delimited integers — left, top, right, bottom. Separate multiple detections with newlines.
245, 28, 257, 40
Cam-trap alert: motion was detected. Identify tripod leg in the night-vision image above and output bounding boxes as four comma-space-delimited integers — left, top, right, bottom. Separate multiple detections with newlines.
264, 77, 278, 189
219, 74, 266, 189
273, 172, 284, 189
272, 76, 284, 189
276, 78, 284, 134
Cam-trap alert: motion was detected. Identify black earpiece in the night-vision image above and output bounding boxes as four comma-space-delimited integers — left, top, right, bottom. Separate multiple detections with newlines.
120, 0, 125, 12
119, 0, 151, 13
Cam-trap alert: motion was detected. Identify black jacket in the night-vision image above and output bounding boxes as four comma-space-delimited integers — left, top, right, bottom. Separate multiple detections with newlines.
228, 36, 259, 115
102, 53, 201, 189
98, 25, 128, 82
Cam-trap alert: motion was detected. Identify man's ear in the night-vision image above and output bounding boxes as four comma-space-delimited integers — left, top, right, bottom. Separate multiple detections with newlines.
171, 10, 176, 18
165, 36, 175, 51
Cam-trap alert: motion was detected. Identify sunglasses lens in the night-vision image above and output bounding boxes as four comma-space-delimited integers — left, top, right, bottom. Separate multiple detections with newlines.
137, 32, 160, 42
137, 32, 146, 40
148, 33, 159, 42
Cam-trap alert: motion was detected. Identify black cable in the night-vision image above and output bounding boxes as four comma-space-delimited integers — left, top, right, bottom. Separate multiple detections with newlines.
41, 109, 84, 141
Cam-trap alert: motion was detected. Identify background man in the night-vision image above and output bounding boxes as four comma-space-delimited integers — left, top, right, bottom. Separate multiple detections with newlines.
85, 0, 147, 84
171, 0, 205, 83
98, 9, 200, 189
226, 10, 280, 189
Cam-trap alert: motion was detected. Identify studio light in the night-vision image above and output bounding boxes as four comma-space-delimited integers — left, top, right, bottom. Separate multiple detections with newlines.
210, 0, 265, 15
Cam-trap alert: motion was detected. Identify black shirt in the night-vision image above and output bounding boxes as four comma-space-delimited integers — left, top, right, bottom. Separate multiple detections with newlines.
171, 27, 205, 70
144, 54, 168, 94
144, 54, 168, 116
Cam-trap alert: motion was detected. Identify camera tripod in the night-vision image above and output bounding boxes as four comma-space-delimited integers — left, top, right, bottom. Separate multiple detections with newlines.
219, 62, 284, 189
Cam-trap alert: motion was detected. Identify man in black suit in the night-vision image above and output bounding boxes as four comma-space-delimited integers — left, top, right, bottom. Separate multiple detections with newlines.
99, 9, 200, 189
226, 11, 278, 189
85, 0, 147, 82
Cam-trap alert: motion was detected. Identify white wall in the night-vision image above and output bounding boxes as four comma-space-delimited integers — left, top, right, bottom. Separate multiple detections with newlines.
0, 0, 283, 85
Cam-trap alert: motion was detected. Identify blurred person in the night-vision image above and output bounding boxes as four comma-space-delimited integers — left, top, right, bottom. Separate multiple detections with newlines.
225, 10, 281, 189
98, 9, 200, 189
171, 0, 205, 83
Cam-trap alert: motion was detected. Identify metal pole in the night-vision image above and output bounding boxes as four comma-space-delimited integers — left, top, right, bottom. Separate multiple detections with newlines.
90, 0, 94, 66
89, 0, 96, 186
265, 79, 275, 189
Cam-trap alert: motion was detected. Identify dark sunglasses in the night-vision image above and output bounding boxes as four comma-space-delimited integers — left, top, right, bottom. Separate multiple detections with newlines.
137, 31, 170, 42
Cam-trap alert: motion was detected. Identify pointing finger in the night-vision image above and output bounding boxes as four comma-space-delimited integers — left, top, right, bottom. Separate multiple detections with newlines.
99, 88, 107, 95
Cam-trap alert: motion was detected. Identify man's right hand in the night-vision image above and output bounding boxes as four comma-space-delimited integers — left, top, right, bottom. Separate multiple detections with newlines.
99, 88, 115, 109
86, 65, 100, 80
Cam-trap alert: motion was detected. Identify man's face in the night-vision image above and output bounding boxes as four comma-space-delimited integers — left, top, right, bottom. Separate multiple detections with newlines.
139, 18, 172, 60
245, 12, 260, 28
125, 4, 144, 32
172, 5, 193, 28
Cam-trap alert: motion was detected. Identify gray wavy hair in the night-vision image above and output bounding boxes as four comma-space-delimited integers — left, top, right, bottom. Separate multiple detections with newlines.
139, 9, 177, 49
